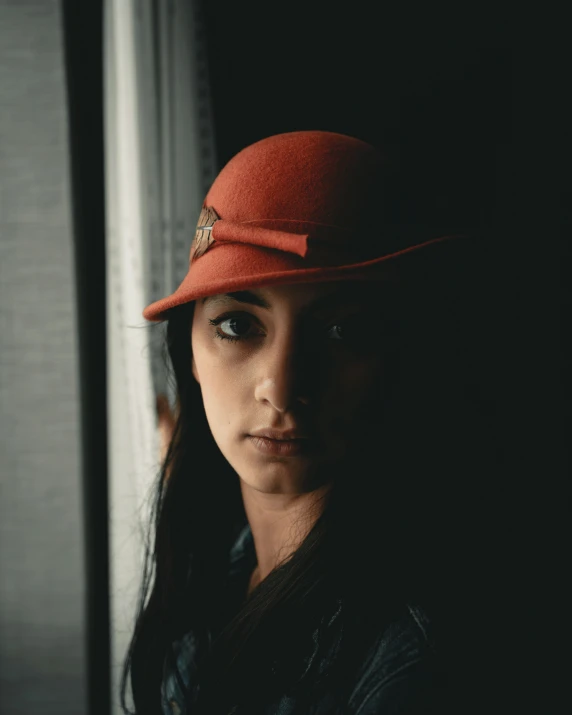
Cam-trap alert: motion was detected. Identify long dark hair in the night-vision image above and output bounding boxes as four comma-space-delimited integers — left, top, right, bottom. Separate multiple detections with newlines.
121, 236, 503, 714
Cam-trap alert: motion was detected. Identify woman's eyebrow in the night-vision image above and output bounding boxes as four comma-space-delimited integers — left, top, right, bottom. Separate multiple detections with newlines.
200, 288, 367, 312
201, 291, 271, 310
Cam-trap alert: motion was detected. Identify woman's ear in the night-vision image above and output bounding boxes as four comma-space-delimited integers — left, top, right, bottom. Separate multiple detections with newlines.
156, 394, 176, 467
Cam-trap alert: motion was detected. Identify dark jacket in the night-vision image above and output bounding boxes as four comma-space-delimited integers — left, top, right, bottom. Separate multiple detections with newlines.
161, 524, 447, 715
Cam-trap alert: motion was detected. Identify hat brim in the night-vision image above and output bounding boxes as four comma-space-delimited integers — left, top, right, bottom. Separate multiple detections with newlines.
142, 234, 470, 322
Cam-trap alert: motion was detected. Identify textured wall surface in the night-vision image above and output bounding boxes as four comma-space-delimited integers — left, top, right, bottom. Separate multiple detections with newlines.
0, 1, 87, 713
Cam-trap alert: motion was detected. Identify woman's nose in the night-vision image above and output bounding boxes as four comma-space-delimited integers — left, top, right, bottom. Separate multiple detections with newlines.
253, 334, 314, 411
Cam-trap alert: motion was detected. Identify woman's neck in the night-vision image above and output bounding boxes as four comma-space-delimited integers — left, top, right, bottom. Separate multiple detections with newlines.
240, 481, 331, 587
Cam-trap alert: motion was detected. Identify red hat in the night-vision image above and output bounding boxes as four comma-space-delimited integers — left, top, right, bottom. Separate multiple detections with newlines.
142, 130, 469, 322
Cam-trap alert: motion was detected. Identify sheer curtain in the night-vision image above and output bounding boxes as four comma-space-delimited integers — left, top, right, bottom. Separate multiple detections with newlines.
103, 1, 217, 710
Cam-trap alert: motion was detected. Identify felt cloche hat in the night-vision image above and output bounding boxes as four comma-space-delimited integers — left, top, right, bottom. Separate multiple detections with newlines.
142, 130, 469, 322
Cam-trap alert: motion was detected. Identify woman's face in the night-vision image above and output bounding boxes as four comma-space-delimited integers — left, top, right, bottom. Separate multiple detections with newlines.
190, 280, 399, 494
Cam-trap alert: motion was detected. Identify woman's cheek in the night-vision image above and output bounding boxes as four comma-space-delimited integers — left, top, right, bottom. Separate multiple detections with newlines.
343, 354, 385, 398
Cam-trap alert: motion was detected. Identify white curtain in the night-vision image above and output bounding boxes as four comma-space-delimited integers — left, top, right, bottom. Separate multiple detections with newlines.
103, 1, 217, 711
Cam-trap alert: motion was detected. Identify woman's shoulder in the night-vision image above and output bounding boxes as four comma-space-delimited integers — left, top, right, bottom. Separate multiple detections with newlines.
161, 630, 199, 715
345, 602, 447, 715
255, 601, 446, 715
161, 524, 256, 714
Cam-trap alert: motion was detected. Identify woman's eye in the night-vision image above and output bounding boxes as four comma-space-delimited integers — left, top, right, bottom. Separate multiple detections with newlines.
208, 315, 254, 342
325, 319, 368, 344
326, 324, 344, 340
326, 315, 401, 348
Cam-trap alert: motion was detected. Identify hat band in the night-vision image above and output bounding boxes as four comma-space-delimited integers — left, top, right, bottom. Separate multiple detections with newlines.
190, 206, 380, 268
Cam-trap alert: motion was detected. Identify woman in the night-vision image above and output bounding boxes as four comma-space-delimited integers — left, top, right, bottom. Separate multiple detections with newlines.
122, 130, 495, 714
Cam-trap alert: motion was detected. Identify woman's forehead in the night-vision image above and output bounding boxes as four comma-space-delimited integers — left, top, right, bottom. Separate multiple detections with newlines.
200, 280, 398, 315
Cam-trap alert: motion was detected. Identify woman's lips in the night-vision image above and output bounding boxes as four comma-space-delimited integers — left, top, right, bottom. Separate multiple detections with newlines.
247, 435, 315, 457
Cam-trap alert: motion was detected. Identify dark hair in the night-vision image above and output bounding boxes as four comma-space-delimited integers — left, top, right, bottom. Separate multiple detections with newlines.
121, 240, 503, 714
